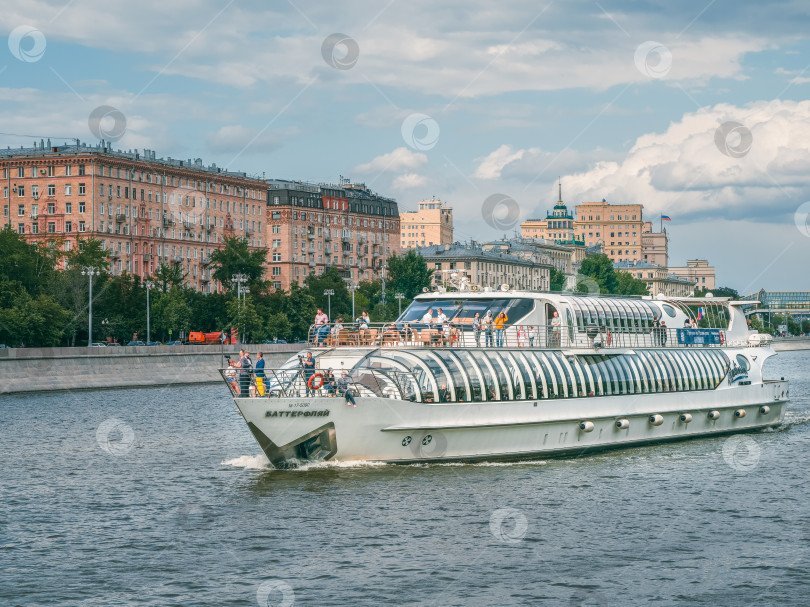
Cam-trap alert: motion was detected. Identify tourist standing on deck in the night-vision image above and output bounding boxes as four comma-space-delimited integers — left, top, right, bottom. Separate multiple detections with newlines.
301, 351, 315, 396
652, 315, 661, 346
473, 312, 482, 347
254, 352, 265, 396
550, 311, 561, 347
314, 308, 329, 344
238, 349, 252, 397
494, 311, 508, 347
483, 311, 494, 347
528, 325, 537, 347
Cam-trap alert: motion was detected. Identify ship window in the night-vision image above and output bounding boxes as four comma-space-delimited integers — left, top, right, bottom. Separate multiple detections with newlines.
485, 352, 512, 400
502, 352, 529, 400
661, 351, 685, 391
534, 352, 560, 397
662, 304, 677, 318
454, 350, 485, 401
683, 350, 707, 390
636, 351, 662, 392
527, 352, 552, 399
399, 297, 534, 327
678, 350, 700, 390
624, 354, 647, 393
613, 355, 636, 394
435, 351, 471, 402
411, 351, 452, 401
513, 352, 538, 399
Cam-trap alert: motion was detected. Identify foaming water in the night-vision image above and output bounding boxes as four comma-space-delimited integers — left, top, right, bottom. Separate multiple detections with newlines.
3, 350, 810, 607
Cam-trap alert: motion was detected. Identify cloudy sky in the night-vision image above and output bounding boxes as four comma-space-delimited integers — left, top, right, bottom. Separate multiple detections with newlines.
2, 0, 810, 291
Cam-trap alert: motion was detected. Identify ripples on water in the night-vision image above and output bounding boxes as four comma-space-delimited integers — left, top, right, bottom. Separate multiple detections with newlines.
2, 351, 810, 606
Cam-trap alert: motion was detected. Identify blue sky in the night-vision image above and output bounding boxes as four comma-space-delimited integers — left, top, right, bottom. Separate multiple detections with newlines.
2, 0, 810, 292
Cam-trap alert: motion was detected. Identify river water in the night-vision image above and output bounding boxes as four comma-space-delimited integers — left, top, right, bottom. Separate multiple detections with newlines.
2, 350, 810, 606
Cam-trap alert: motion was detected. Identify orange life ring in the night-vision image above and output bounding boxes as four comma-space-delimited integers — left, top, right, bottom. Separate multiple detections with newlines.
606, 330, 612, 345
719, 331, 725, 345
308, 373, 324, 389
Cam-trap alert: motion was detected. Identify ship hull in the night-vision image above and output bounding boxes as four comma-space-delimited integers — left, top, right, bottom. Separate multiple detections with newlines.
232, 380, 788, 467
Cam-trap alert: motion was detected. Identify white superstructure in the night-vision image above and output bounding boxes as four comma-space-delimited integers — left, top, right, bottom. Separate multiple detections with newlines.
225, 291, 788, 466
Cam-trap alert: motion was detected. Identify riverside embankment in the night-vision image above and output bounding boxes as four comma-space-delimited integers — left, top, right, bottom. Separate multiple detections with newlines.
0, 343, 301, 394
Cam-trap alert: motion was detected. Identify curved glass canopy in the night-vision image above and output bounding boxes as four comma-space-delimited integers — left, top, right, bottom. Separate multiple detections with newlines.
351, 348, 730, 403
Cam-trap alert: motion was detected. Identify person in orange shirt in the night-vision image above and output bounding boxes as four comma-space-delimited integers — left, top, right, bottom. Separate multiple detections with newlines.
494, 311, 508, 347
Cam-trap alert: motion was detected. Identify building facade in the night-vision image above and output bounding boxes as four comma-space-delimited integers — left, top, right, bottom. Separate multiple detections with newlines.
482, 237, 574, 275
574, 200, 646, 263
668, 259, 715, 291
400, 200, 453, 250
416, 243, 551, 291
641, 223, 669, 267
614, 260, 696, 297
267, 180, 399, 289
2, 143, 401, 292
2, 142, 268, 293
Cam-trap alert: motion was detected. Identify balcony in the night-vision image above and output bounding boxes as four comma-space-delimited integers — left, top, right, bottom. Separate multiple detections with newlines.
341, 233, 351, 242
308, 260, 316, 267
200, 257, 210, 266
307, 231, 315, 239
182, 220, 193, 229
115, 214, 126, 222
108, 250, 120, 259
162, 218, 174, 226
324, 232, 332, 241
173, 256, 183, 264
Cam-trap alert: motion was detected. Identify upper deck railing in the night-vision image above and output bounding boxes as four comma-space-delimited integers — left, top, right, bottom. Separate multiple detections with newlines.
306, 322, 735, 350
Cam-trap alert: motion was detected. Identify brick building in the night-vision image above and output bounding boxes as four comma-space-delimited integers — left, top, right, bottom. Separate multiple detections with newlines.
2, 142, 400, 292
2, 142, 269, 292
266, 179, 399, 289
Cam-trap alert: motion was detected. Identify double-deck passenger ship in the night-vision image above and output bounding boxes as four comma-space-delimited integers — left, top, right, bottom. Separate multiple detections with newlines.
222, 290, 788, 467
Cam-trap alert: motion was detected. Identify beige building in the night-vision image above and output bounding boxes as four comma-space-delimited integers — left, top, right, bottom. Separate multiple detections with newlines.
400, 200, 453, 250
574, 200, 645, 263
641, 222, 669, 267
417, 243, 551, 291
669, 259, 716, 291
614, 261, 696, 297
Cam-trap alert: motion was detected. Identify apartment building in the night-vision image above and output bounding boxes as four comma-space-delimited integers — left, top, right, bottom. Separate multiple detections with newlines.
2, 141, 267, 293
614, 260, 696, 297
668, 259, 716, 291
266, 180, 400, 289
400, 200, 453, 250
417, 243, 551, 291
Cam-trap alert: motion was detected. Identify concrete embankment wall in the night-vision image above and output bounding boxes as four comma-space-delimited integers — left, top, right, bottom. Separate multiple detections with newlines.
772, 338, 810, 352
0, 344, 301, 394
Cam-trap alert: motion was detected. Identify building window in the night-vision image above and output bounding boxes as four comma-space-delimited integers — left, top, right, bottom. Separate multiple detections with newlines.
48, 184, 55, 196
16, 167, 24, 178
32, 223, 38, 234
65, 184, 71, 196
65, 165, 72, 176
78, 164, 85, 176
78, 183, 85, 195
79, 201, 85, 213
47, 202, 55, 214
272, 267, 281, 276
17, 185, 24, 197
17, 223, 24, 234
18, 204, 24, 216
65, 221, 72, 233
32, 185, 39, 198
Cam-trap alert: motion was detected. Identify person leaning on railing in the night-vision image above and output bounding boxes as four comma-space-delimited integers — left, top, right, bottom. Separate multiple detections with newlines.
254, 352, 265, 396
494, 311, 508, 347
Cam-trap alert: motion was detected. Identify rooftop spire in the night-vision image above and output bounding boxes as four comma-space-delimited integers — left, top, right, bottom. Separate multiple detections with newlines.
558, 177, 562, 204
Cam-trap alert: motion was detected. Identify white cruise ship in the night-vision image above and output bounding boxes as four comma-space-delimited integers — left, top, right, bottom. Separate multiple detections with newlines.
223, 291, 788, 467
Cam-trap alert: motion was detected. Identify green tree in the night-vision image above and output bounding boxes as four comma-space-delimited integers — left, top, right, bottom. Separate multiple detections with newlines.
801, 320, 810, 335
282, 283, 317, 340
266, 312, 292, 341
577, 254, 619, 294
0, 226, 58, 295
209, 236, 268, 291
615, 271, 649, 295
227, 293, 262, 343
549, 267, 566, 291
304, 266, 351, 319
160, 286, 193, 340
68, 237, 110, 272
154, 262, 188, 292
386, 250, 433, 298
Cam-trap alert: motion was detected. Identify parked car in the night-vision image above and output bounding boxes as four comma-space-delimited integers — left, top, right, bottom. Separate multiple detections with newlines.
127, 340, 146, 346
146, 341, 162, 346
90, 342, 108, 347
0, 344, 8, 349
106, 343, 121, 347
165, 340, 184, 346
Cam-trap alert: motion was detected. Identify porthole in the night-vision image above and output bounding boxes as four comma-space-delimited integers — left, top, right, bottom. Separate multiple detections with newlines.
735, 354, 750, 371
662, 304, 676, 318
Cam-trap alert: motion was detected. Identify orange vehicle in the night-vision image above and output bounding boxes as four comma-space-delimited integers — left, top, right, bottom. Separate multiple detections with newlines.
188, 329, 238, 345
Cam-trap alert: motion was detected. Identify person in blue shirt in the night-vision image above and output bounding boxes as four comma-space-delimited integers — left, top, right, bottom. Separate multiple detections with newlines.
254, 352, 266, 396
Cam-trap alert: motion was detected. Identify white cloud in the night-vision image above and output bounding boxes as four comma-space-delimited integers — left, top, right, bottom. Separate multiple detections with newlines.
392, 173, 428, 189
556, 99, 810, 221
353, 147, 427, 173
474, 144, 528, 179
205, 124, 285, 155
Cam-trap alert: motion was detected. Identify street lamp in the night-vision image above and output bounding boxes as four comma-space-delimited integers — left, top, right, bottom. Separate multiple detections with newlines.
231, 273, 249, 344
81, 266, 100, 346
395, 293, 405, 317
323, 289, 334, 320
348, 283, 358, 320
145, 280, 155, 344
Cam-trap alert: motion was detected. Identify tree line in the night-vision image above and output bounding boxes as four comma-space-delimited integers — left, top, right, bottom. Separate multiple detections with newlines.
0, 229, 435, 347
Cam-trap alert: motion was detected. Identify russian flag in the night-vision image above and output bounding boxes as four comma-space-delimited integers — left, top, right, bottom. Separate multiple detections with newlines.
661, 215, 671, 221
697, 307, 705, 320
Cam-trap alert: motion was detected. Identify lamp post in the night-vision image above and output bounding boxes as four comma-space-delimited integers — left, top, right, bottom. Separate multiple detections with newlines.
323, 289, 334, 320
145, 280, 155, 344
395, 293, 405, 317
238, 285, 250, 344
348, 283, 358, 320
81, 266, 100, 346
231, 273, 248, 344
